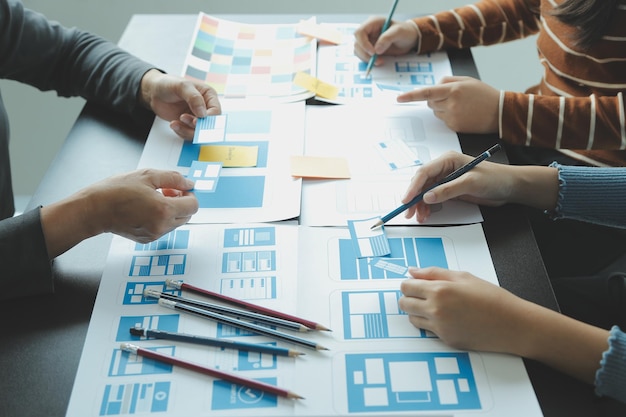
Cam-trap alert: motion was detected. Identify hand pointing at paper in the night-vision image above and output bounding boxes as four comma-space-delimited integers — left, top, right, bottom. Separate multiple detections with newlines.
397, 76, 500, 134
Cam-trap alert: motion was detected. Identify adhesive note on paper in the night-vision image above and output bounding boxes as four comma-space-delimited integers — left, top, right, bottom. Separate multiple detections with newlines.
293, 72, 339, 100
290, 155, 350, 179
296, 20, 344, 44
199, 145, 259, 167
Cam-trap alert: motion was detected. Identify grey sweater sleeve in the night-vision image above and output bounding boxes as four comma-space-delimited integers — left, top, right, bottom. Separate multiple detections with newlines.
0, 0, 159, 299
550, 163, 626, 229
0, 207, 53, 300
0, 0, 155, 117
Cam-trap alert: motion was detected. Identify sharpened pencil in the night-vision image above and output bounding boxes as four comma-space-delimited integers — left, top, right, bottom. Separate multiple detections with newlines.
144, 289, 310, 333
371, 144, 502, 229
120, 343, 304, 400
129, 327, 304, 357
157, 298, 329, 352
166, 279, 331, 332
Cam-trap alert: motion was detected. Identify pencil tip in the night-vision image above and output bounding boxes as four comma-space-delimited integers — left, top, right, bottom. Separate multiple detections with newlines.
289, 392, 305, 400
317, 345, 330, 351
316, 324, 332, 332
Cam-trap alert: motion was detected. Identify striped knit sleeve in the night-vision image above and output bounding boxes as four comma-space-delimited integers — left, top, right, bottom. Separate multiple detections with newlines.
549, 163, 626, 228
410, 0, 541, 54
595, 326, 626, 403
501, 92, 626, 151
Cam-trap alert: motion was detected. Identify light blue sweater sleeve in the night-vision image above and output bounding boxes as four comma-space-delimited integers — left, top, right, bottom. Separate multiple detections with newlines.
595, 326, 626, 402
551, 164, 626, 401
550, 163, 626, 229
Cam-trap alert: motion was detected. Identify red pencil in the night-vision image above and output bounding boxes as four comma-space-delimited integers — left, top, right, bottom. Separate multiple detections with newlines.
120, 343, 304, 400
166, 279, 331, 332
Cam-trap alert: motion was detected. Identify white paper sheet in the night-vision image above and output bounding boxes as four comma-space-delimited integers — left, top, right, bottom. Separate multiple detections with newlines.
137, 100, 305, 224
300, 103, 484, 226
65, 223, 541, 417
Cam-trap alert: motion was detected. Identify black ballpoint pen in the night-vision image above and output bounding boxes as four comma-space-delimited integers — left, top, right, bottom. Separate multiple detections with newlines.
371, 144, 501, 229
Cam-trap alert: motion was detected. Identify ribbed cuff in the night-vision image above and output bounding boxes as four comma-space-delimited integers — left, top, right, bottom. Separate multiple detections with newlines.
595, 326, 626, 402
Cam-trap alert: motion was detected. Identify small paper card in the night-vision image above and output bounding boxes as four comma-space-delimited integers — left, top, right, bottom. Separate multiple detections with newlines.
290, 155, 351, 179
193, 115, 227, 144
369, 258, 409, 276
187, 161, 222, 192
348, 217, 391, 259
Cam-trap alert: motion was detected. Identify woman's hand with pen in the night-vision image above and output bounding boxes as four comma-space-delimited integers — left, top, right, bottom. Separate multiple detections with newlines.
353, 17, 419, 66
401, 151, 560, 223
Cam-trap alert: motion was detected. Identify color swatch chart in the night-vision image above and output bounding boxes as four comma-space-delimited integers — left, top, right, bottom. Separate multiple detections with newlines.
183, 14, 315, 101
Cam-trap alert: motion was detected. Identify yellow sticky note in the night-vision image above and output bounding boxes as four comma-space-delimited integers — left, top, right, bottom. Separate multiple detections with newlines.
290, 155, 351, 179
293, 72, 339, 100
297, 20, 344, 45
199, 145, 259, 167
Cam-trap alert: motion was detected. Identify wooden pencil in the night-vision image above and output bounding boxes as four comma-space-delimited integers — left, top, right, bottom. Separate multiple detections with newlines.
129, 327, 304, 357
166, 279, 331, 332
120, 343, 303, 400
158, 298, 329, 351
144, 289, 310, 333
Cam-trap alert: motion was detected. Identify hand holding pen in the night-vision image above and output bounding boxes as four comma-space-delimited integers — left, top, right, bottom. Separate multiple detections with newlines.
372, 145, 501, 228
364, 0, 400, 77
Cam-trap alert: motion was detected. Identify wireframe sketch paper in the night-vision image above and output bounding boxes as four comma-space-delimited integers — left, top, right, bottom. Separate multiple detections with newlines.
314, 23, 453, 104
65, 223, 542, 416
137, 100, 305, 224
300, 103, 484, 226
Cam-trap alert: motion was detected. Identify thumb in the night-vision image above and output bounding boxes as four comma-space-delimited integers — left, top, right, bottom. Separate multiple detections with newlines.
148, 170, 195, 191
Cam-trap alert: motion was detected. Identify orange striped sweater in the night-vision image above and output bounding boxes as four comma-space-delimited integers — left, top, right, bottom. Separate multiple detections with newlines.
411, 0, 626, 167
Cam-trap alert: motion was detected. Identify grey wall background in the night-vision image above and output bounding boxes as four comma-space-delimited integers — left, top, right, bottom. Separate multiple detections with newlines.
3, 0, 542, 199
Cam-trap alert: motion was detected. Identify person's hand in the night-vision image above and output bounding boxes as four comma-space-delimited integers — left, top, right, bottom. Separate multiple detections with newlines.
401, 151, 559, 223
399, 267, 532, 354
41, 169, 199, 258
400, 267, 611, 385
353, 17, 419, 65
139, 69, 222, 140
401, 151, 515, 222
88, 169, 199, 242
397, 76, 500, 134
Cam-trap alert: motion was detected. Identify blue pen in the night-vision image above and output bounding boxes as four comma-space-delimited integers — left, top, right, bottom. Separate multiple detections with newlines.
371, 144, 502, 229
365, 0, 400, 78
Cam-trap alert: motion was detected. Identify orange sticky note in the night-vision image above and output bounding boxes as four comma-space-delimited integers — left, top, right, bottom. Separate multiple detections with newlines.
290, 155, 351, 179
297, 20, 344, 45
